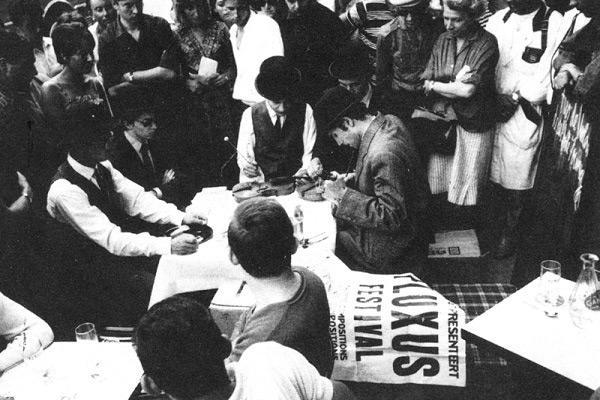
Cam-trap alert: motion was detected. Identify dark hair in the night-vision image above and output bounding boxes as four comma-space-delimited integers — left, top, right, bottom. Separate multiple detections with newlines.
330, 102, 369, 131
43, 0, 75, 36
8, 0, 43, 27
228, 198, 296, 278
173, 0, 213, 26
134, 296, 231, 399
0, 29, 34, 63
249, 0, 278, 11
51, 19, 94, 64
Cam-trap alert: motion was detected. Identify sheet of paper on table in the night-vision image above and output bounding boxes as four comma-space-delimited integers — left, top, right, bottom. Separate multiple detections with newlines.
463, 277, 600, 390
428, 229, 481, 258
0, 342, 143, 400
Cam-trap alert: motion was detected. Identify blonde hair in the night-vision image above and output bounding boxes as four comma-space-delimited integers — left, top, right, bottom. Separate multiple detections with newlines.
443, 0, 488, 19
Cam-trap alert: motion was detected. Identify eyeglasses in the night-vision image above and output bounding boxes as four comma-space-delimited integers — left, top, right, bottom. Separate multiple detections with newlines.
136, 118, 156, 127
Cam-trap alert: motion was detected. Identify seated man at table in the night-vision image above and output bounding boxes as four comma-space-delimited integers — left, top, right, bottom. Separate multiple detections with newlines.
107, 93, 193, 208
314, 87, 430, 275
0, 291, 54, 373
237, 56, 317, 183
227, 198, 333, 377
134, 296, 355, 400
46, 124, 206, 326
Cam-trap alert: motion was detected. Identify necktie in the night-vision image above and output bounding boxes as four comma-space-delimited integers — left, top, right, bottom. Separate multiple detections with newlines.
140, 143, 155, 174
274, 116, 282, 134
235, 26, 244, 49
93, 163, 116, 207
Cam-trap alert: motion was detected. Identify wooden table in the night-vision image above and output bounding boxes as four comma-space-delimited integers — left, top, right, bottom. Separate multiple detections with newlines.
0, 342, 143, 400
149, 188, 338, 307
462, 277, 600, 391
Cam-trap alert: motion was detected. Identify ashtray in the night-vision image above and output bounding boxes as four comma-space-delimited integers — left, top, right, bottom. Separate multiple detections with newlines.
164, 224, 213, 244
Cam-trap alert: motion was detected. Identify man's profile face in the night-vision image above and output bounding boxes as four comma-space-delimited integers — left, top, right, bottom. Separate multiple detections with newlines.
329, 119, 361, 149
91, 0, 117, 28
338, 78, 368, 100
128, 111, 158, 142
115, 0, 143, 23
221, 0, 250, 27
285, 0, 311, 17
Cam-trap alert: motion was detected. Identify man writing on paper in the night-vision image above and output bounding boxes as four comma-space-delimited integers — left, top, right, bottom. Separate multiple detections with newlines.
314, 87, 430, 275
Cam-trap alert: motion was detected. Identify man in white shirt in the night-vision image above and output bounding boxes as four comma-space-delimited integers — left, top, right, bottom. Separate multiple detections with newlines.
87, 0, 116, 69
134, 296, 355, 400
227, 0, 284, 106
237, 56, 316, 183
486, 0, 562, 258
46, 126, 206, 325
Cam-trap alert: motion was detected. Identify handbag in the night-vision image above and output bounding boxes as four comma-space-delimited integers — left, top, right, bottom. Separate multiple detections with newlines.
410, 107, 457, 155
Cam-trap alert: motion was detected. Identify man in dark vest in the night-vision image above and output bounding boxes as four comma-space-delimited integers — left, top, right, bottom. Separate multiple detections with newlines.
46, 125, 206, 326
236, 56, 317, 183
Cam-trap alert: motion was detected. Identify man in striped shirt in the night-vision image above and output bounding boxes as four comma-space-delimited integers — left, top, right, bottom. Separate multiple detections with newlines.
340, 0, 393, 66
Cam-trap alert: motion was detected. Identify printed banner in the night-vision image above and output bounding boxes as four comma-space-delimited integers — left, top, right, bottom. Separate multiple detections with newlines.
324, 272, 466, 386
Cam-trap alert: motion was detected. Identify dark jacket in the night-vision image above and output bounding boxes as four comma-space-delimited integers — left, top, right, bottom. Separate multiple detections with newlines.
334, 113, 430, 274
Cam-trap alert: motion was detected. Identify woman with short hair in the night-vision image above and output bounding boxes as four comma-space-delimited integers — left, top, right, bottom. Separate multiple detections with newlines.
40, 16, 112, 172
421, 0, 499, 208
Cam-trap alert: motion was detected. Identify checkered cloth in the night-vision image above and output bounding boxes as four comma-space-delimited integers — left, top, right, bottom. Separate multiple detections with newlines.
431, 283, 517, 367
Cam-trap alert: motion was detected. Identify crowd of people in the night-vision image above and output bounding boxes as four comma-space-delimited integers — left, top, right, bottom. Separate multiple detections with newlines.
1, 0, 600, 396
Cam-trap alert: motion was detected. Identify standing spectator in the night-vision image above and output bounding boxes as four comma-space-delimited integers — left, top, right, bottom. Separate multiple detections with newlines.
87, 0, 117, 68
173, 0, 238, 187
280, 0, 347, 104
340, 0, 393, 67
41, 0, 75, 77
98, 0, 179, 97
227, 0, 284, 106
375, 0, 443, 119
40, 19, 112, 181
486, 0, 563, 258
7, 0, 47, 81
250, 0, 287, 22
98, 0, 187, 171
421, 0, 499, 209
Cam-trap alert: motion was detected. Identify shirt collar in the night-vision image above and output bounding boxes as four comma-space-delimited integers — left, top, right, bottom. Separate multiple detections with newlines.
115, 14, 146, 38
361, 84, 374, 108
124, 130, 144, 153
67, 154, 96, 181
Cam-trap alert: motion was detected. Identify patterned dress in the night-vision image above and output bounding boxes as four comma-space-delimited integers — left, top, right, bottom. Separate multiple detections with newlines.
175, 20, 236, 186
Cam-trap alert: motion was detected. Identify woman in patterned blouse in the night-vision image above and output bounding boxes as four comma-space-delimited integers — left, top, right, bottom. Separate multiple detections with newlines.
173, 0, 237, 187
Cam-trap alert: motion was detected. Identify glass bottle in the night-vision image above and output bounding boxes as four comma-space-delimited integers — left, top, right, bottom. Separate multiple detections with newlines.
293, 204, 304, 243
568, 253, 600, 328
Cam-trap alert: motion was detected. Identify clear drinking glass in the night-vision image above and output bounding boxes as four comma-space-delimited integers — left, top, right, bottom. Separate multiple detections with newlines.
293, 204, 304, 244
539, 260, 564, 317
75, 322, 100, 378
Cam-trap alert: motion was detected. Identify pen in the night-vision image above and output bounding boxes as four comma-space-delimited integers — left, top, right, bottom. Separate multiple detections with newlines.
236, 281, 246, 295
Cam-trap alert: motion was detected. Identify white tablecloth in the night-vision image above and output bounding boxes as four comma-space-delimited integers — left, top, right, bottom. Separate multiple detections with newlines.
149, 189, 340, 307
0, 342, 142, 400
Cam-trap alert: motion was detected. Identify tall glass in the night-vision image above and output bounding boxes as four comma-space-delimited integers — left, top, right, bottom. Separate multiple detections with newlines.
569, 253, 600, 328
539, 260, 564, 317
75, 322, 100, 378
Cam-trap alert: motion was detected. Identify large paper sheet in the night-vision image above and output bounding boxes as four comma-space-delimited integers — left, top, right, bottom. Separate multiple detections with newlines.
327, 272, 466, 386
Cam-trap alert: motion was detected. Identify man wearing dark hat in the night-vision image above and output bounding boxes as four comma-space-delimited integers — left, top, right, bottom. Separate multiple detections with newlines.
237, 56, 316, 183
314, 86, 430, 275
375, 0, 443, 119
46, 121, 207, 325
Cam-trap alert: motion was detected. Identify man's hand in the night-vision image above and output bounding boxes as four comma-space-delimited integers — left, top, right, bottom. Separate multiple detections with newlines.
455, 65, 473, 82
496, 94, 519, 122
242, 163, 260, 178
211, 73, 229, 87
322, 174, 347, 205
171, 233, 198, 255
162, 169, 176, 185
182, 212, 208, 226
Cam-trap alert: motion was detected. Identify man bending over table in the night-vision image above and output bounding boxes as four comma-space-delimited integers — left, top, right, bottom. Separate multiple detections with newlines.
237, 56, 316, 183
314, 86, 431, 276
46, 124, 206, 326
226, 198, 333, 377
134, 296, 355, 400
